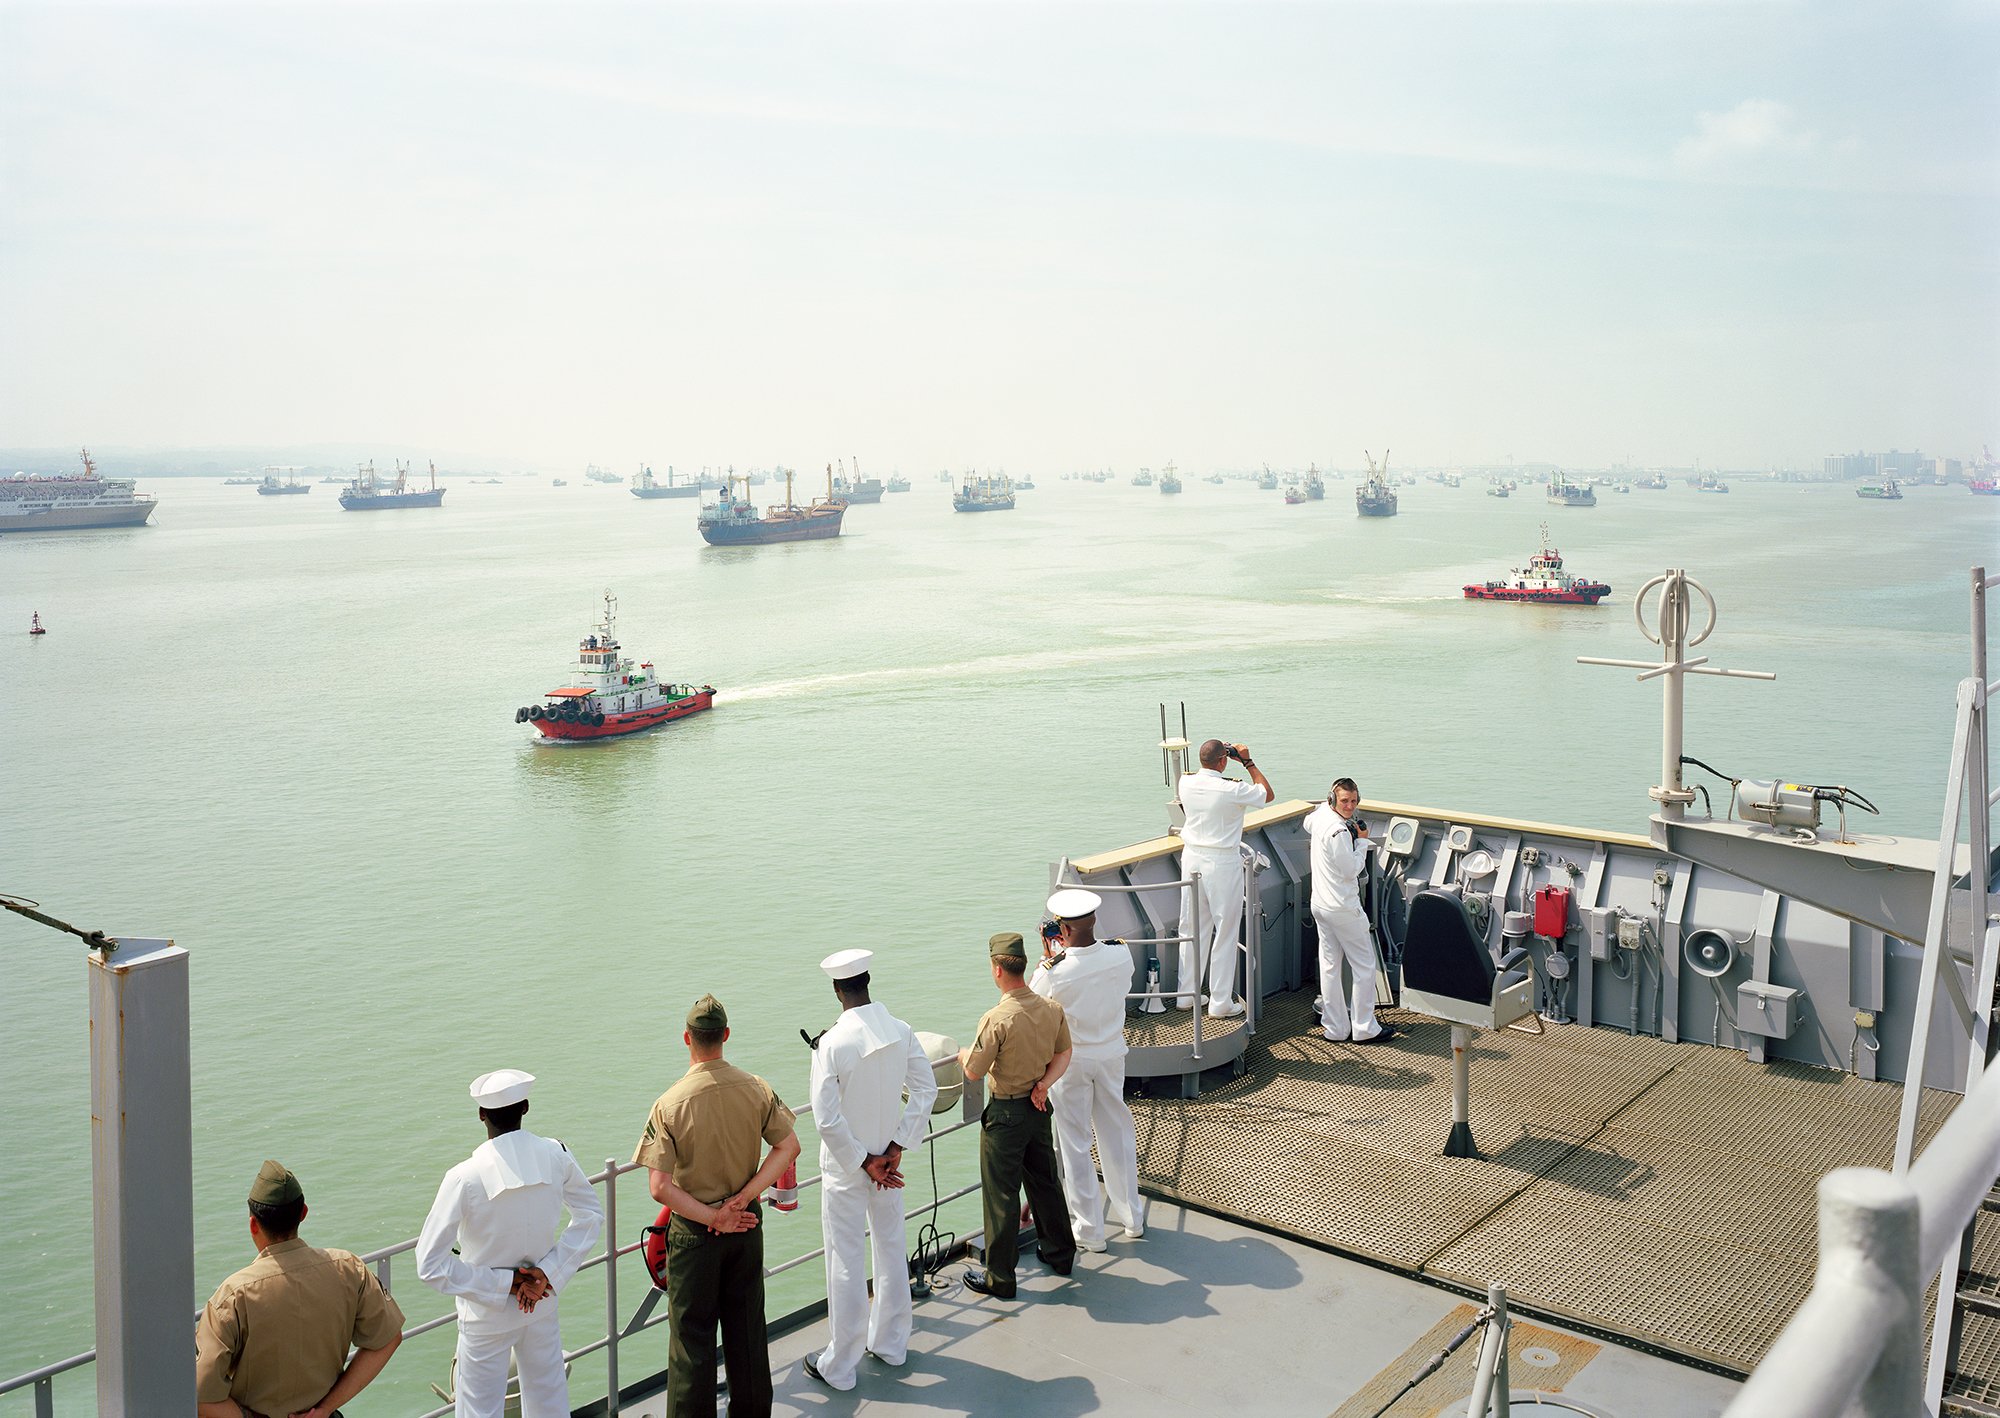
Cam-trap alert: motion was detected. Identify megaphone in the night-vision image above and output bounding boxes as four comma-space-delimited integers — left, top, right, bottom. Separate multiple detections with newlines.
914, 1031, 965, 1115
1685, 929, 1737, 979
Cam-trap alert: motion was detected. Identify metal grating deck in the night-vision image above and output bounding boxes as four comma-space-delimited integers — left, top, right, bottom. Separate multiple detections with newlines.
1131, 987, 1961, 1376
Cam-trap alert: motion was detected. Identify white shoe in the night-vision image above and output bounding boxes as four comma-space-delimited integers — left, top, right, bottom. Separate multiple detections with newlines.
1207, 999, 1245, 1018
1319, 1026, 1349, 1043
1121, 1225, 1145, 1240
1078, 1238, 1108, 1254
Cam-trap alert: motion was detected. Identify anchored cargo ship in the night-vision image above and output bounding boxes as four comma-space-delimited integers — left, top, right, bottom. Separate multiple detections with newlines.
830, 458, 883, 504
1159, 463, 1182, 494
255, 468, 309, 496
698, 467, 845, 545
1463, 527, 1611, 604
338, 461, 445, 510
1304, 465, 1325, 500
0, 449, 157, 532
953, 472, 1016, 512
515, 592, 714, 740
630, 466, 700, 498
1547, 470, 1597, 507
1356, 449, 1398, 517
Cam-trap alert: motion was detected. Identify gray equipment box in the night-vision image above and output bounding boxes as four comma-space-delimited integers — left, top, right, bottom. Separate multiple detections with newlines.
1737, 980, 1802, 1039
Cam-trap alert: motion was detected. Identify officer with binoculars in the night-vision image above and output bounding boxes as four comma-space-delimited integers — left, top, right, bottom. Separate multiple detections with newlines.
1173, 739, 1275, 1016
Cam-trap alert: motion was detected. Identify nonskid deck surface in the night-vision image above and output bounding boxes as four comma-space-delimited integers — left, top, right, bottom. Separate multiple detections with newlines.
621, 1202, 1738, 1417
1127, 988, 1962, 1375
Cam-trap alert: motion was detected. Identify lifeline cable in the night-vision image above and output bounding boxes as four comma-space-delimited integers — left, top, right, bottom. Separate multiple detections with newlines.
908, 1127, 958, 1296
1358, 1307, 1493, 1418
0, 893, 114, 952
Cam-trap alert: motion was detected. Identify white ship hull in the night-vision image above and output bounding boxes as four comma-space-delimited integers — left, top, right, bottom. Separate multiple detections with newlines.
0, 500, 157, 532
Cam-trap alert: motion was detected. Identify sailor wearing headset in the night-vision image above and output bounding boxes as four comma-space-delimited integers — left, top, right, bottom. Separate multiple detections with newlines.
1303, 777, 1397, 1044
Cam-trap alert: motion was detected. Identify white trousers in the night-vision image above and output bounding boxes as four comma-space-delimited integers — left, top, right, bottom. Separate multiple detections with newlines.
1314, 904, 1381, 1039
454, 1304, 567, 1418
815, 1166, 912, 1390
1049, 1051, 1144, 1246
1180, 846, 1245, 1006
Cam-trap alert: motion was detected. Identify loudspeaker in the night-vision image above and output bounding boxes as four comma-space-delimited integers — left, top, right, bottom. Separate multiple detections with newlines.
1684, 929, 1736, 978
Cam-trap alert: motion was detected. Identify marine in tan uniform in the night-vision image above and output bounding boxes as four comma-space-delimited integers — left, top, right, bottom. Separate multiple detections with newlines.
632, 994, 801, 1418
958, 931, 1077, 1298
194, 1161, 404, 1418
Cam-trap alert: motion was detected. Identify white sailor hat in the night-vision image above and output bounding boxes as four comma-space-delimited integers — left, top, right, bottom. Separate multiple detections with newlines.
469, 1069, 535, 1109
1046, 888, 1102, 920
820, 948, 874, 981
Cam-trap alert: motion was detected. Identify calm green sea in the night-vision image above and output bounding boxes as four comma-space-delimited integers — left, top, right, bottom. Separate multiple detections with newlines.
1, 473, 1991, 1410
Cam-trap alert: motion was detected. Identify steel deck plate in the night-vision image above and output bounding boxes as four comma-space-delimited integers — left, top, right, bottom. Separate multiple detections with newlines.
1130, 987, 1963, 1376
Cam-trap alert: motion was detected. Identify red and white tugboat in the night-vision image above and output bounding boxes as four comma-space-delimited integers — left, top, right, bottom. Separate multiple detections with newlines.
515, 592, 716, 740
1463, 526, 1611, 605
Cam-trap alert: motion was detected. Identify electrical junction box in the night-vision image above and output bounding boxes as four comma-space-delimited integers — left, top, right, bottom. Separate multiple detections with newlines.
1582, 906, 1615, 962
1617, 916, 1644, 950
1737, 981, 1802, 1040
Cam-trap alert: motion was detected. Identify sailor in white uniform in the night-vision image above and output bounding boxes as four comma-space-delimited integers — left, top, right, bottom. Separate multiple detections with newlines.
416, 1069, 605, 1418
1303, 778, 1396, 1043
1030, 888, 1146, 1249
802, 949, 938, 1392
1175, 739, 1276, 1015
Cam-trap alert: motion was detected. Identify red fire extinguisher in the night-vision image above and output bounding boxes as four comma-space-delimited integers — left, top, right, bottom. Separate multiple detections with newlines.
767, 1162, 799, 1212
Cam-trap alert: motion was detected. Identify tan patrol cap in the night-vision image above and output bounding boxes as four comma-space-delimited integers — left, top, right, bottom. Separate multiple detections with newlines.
249, 1160, 303, 1207
687, 994, 728, 1031
988, 931, 1027, 962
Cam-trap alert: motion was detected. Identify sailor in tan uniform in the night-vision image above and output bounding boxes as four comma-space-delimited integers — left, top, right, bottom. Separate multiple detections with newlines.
195, 1161, 404, 1418
633, 994, 801, 1418
416, 1069, 604, 1417
959, 931, 1077, 1298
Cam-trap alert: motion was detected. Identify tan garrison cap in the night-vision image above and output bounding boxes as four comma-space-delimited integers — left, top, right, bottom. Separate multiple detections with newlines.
686, 994, 728, 1031
988, 932, 1027, 962
249, 1160, 303, 1207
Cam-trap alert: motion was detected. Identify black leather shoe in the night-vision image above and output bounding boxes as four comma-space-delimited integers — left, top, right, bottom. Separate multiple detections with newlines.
1353, 1023, 1402, 1044
962, 1268, 1017, 1299
1036, 1249, 1075, 1277
802, 1353, 830, 1386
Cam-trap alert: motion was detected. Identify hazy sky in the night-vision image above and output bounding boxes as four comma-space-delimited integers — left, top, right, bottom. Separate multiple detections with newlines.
3, 1, 1994, 472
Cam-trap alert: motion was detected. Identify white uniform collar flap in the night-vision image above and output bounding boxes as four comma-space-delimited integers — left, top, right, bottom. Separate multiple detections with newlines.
845, 1001, 903, 1056
472, 1132, 565, 1199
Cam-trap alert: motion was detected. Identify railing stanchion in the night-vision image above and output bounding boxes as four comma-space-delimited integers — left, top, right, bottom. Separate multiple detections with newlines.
33, 1376, 51, 1418
603, 1159, 620, 1411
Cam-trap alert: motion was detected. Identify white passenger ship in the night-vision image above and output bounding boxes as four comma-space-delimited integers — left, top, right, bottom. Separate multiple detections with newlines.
0, 449, 157, 532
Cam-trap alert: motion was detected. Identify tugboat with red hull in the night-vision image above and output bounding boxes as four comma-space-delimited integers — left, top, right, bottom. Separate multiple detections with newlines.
516, 592, 715, 741
1463, 527, 1611, 605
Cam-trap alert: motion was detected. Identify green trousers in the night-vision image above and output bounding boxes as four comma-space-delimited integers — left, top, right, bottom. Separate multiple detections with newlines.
664, 1207, 771, 1418
979, 1094, 1077, 1290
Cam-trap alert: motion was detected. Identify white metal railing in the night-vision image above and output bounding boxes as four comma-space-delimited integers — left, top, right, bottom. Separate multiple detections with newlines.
1885, 567, 1997, 1409
0, 1089, 985, 1416
1052, 851, 1268, 1053
1725, 1035, 2000, 1417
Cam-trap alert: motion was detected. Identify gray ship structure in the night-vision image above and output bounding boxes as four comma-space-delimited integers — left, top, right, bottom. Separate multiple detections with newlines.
1356, 448, 1399, 516
0, 449, 156, 532
338, 460, 445, 510
9, 566, 2000, 1418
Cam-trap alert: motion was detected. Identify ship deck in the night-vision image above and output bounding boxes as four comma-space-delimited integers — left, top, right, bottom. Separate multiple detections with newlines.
1126, 988, 1962, 1377
622, 1198, 1740, 1417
